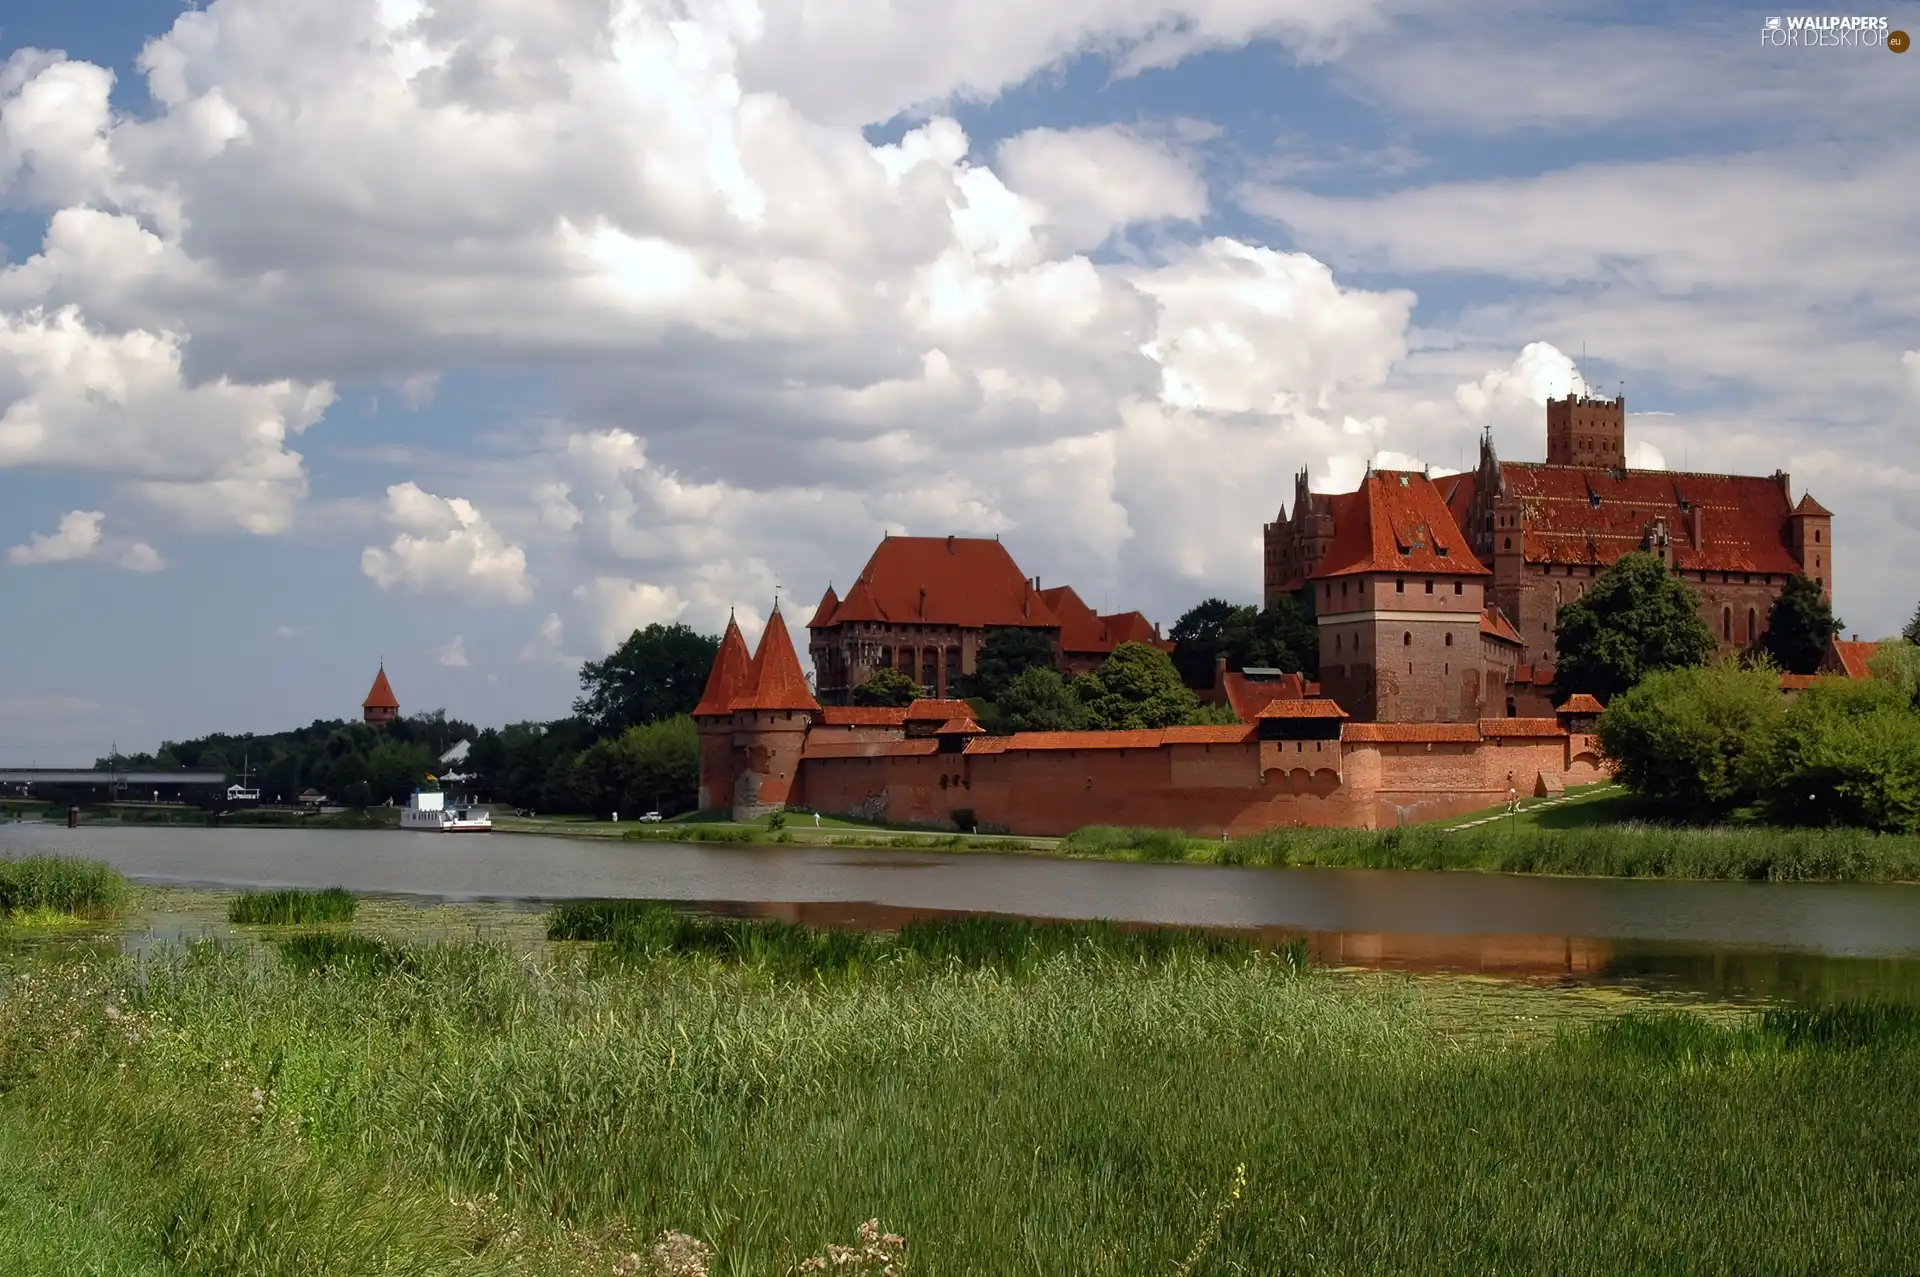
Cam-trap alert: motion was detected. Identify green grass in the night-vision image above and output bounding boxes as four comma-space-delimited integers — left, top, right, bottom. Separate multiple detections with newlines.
1053, 820, 1920, 883
0, 856, 130, 920
3, 907, 1920, 1274
548, 902, 1283, 977
227, 887, 358, 926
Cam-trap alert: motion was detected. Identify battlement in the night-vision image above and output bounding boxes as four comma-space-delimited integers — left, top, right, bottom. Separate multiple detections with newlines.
1545, 392, 1625, 468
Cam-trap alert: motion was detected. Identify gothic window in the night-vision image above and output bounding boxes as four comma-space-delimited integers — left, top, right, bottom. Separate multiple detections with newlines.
1445, 633, 1453, 647
1403, 631, 1412, 646
1747, 609, 1757, 643
1503, 537, 1512, 550
1723, 608, 1732, 641
1815, 529, 1822, 543
1396, 578, 1405, 593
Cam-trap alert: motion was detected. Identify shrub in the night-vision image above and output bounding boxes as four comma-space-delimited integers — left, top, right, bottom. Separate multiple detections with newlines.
1060, 826, 1198, 861
229, 887, 357, 925
0, 856, 129, 919
1766, 677, 1920, 833
1597, 661, 1785, 819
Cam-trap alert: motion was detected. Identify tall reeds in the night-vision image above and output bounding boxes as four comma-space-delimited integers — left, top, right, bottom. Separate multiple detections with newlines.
228, 887, 358, 925
0, 855, 129, 919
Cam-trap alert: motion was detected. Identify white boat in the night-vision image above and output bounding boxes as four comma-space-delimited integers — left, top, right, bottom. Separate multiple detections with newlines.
400, 782, 492, 833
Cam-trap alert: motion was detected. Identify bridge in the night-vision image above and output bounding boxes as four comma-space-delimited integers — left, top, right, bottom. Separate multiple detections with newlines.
0, 769, 229, 787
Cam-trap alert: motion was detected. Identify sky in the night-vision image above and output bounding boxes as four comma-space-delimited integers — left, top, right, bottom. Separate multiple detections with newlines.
2, 0, 1917, 760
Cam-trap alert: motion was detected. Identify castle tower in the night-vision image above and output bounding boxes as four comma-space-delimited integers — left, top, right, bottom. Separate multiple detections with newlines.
362, 664, 399, 727
728, 605, 820, 820
692, 613, 753, 811
1786, 492, 1834, 600
1545, 393, 1625, 468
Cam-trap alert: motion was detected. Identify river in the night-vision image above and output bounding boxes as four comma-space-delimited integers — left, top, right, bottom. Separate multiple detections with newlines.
6, 823, 1920, 1003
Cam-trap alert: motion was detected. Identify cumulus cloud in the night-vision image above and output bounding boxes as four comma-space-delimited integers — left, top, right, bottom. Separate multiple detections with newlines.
429, 635, 470, 667
997, 125, 1208, 252
1454, 341, 1586, 429
7, 508, 165, 570
1904, 350, 1920, 399
361, 482, 531, 603
0, 307, 332, 534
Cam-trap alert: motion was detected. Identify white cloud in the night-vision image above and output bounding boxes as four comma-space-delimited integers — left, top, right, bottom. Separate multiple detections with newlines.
429, 634, 470, 667
571, 577, 688, 654
273, 624, 306, 640
997, 125, 1208, 253
7, 508, 166, 571
1454, 341, 1586, 430
517, 611, 577, 668
8, 509, 102, 565
0, 307, 332, 534
361, 482, 531, 603
1904, 350, 1920, 399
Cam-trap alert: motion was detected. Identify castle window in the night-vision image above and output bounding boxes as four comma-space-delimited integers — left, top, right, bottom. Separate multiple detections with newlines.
1723, 607, 1732, 641
1503, 537, 1512, 550
1396, 578, 1405, 594
1506, 697, 1517, 717
1335, 633, 1343, 652
1425, 580, 1434, 594
1747, 608, 1758, 642
1403, 632, 1412, 646
1342, 580, 1349, 597
1815, 530, 1821, 543
1454, 581, 1463, 595
1445, 633, 1453, 647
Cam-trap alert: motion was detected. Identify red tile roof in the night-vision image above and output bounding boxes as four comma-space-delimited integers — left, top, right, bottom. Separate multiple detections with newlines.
1162, 724, 1258, 744
815, 706, 911, 727
1313, 471, 1490, 580
934, 718, 987, 735
692, 616, 753, 717
904, 698, 973, 721
362, 666, 399, 710
1497, 463, 1803, 575
1792, 494, 1832, 517
1342, 723, 1483, 743
1037, 585, 1171, 655
737, 609, 821, 712
815, 536, 1059, 630
805, 585, 841, 630
1511, 665, 1556, 687
1478, 718, 1567, 738
802, 739, 940, 760
1556, 694, 1605, 714
1827, 639, 1878, 680
1479, 609, 1523, 646
1779, 673, 1820, 691
1255, 699, 1349, 720
1220, 670, 1314, 722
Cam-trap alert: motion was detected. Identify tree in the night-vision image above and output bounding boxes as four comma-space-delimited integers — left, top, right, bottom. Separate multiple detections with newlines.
1078, 642, 1203, 730
853, 667, 921, 707
963, 627, 1058, 700
1554, 552, 1716, 699
1760, 574, 1842, 674
1596, 661, 1786, 820
1765, 676, 1920, 833
996, 667, 1089, 732
368, 738, 435, 805
574, 623, 721, 735
1867, 640, 1920, 709
1170, 596, 1318, 687
1904, 602, 1920, 645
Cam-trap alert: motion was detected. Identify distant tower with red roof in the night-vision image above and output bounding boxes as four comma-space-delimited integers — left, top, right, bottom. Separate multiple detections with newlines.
362, 663, 399, 727
691, 605, 822, 818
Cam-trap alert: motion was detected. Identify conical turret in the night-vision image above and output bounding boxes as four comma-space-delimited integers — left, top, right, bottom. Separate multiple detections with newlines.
692, 613, 753, 717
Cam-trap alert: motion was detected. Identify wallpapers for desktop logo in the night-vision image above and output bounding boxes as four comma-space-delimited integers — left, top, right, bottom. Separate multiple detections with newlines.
1760, 14, 1907, 49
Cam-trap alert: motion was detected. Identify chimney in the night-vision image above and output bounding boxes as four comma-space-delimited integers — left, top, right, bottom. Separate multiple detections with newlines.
947, 534, 956, 554
919, 586, 927, 618
1688, 505, 1703, 549
1214, 655, 1227, 688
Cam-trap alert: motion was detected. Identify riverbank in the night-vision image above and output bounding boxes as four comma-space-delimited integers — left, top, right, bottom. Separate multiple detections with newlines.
3, 886, 1918, 1274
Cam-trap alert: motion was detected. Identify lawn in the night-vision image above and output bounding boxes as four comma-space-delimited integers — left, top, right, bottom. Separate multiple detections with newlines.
2, 882, 1918, 1274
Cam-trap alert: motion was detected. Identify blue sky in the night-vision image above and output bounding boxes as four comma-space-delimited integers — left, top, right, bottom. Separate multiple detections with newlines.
2, 0, 1916, 759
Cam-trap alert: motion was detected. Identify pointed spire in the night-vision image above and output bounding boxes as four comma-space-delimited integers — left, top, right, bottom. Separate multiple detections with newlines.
363, 665, 399, 711
693, 614, 753, 717
738, 609, 820, 712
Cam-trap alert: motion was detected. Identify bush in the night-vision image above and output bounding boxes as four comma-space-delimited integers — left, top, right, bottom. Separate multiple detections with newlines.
0, 856, 129, 919
1766, 678, 1920, 833
229, 887, 357, 925
1597, 661, 1785, 819
1060, 826, 1199, 861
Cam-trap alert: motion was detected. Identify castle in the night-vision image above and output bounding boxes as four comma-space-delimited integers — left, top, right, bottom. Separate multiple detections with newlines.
1267, 394, 1833, 677
692, 395, 1837, 834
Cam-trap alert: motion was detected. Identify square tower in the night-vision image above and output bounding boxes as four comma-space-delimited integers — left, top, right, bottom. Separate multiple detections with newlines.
1545, 394, 1625, 468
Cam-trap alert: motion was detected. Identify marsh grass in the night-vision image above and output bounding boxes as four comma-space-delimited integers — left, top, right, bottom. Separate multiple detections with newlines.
228, 887, 357, 925
547, 901, 1285, 978
0, 856, 129, 920
5, 914, 1920, 1274
1056, 821, 1920, 882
